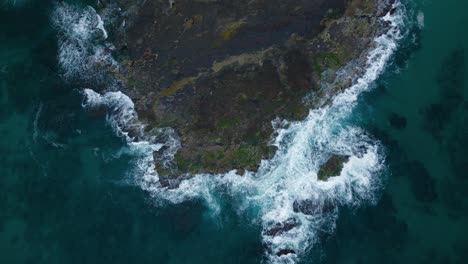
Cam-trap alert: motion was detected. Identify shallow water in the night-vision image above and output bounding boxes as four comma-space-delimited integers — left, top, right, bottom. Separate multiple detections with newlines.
1, 0, 467, 263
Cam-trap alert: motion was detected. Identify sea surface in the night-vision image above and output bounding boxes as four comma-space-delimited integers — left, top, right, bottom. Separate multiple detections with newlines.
1, 0, 467, 263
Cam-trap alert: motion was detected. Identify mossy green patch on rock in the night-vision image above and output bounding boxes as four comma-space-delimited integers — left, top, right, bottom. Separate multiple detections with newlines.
318, 155, 350, 181
168, 143, 273, 176
216, 116, 239, 130
314, 52, 343, 72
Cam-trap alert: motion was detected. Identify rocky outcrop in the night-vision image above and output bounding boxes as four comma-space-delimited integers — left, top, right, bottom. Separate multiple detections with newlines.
264, 218, 298, 236
97, 0, 394, 177
317, 154, 350, 181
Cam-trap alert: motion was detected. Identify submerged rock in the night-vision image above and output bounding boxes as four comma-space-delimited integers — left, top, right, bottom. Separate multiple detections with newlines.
293, 199, 336, 215
407, 161, 438, 203
388, 112, 407, 129
97, 0, 394, 176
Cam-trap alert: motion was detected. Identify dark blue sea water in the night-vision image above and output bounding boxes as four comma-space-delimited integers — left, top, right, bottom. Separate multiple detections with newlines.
1, 0, 467, 263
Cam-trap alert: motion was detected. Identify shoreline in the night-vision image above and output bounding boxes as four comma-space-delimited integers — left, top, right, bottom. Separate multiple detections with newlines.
89, 0, 399, 178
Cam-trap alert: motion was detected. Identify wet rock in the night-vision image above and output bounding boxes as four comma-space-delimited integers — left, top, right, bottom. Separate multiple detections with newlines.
276, 249, 296, 257
378, 0, 395, 15
293, 199, 335, 215
157, 175, 180, 189
317, 155, 350, 181
354, 144, 368, 158
264, 218, 298, 236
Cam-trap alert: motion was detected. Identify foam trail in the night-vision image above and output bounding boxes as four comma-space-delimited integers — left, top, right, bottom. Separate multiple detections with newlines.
33, 102, 43, 142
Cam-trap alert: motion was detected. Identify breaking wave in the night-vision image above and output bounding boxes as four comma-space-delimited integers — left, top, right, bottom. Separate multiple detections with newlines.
52, 1, 180, 188
54, 1, 405, 263
52, 2, 117, 81
81, 88, 180, 181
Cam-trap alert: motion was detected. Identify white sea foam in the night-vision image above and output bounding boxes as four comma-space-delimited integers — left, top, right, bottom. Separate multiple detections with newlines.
82, 88, 180, 184
96, 13, 109, 40
82, 88, 139, 139
61, 1, 405, 263
52, 2, 116, 80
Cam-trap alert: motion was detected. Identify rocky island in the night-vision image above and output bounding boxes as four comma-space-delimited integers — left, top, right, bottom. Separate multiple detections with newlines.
94, 0, 395, 179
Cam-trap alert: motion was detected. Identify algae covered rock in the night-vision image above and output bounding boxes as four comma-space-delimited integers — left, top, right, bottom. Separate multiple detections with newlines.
317, 154, 350, 181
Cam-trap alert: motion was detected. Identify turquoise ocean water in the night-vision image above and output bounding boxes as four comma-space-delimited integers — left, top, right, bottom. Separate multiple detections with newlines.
1, 0, 467, 263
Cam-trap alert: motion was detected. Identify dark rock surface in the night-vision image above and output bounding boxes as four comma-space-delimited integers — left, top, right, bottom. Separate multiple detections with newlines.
99, 0, 393, 176
264, 218, 298, 236
293, 199, 336, 215
276, 249, 296, 257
